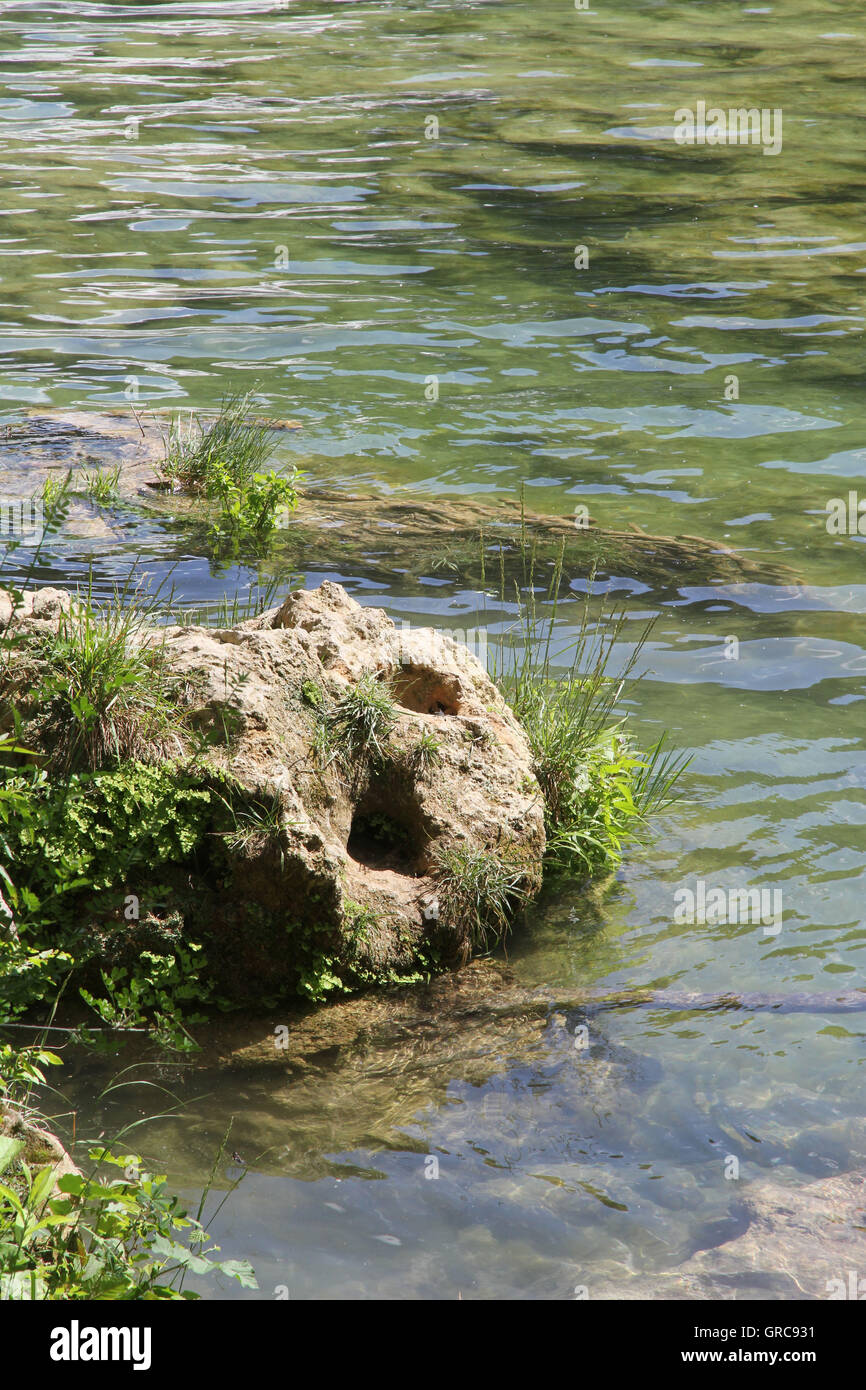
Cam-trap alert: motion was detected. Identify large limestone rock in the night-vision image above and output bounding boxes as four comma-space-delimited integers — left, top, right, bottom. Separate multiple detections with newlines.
5, 582, 545, 999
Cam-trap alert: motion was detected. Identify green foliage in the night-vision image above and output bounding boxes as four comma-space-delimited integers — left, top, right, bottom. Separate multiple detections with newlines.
78, 944, 210, 1052
541, 731, 645, 873
4, 761, 212, 903
0, 944, 74, 1020
300, 678, 324, 708
0, 761, 215, 1023
0, 1045, 256, 1299
25, 585, 186, 773
207, 466, 298, 547
343, 899, 382, 945
0, 1144, 256, 1300
158, 392, 301, 549
350, 811, 410, 855
0, 1044, 62, 1106
296, 954, 349, 1003
40, 475, 68, 510
159, 393, 275, 492
294, 907, 428, 1000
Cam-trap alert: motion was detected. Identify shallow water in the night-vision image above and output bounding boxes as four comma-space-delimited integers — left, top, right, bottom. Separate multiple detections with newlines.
1, 1, 864, 1298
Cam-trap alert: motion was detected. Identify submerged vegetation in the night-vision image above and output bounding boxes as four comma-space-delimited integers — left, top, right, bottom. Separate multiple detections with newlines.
75, 463, 121, 506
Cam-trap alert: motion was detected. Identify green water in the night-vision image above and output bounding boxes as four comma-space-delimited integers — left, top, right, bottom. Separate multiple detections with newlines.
2, 0, 864, 1298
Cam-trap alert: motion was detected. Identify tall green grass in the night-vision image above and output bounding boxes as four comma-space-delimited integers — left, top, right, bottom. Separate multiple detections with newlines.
488, 537, 691, 876
23, 577, 186, 774
158, 391, 277, 492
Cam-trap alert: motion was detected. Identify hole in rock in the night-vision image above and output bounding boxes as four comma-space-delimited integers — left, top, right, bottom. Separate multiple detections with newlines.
347, 798, 420, 874
393, 668, 462, 717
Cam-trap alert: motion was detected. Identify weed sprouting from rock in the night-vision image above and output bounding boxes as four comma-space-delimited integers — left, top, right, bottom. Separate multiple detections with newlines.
409, 727, 442, 774
325, 672, 397, 769
432, 842, 529, 959
16, 584, 187, 774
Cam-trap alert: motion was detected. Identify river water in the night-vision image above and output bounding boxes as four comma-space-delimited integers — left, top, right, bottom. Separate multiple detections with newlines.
1, 0, 864, 1298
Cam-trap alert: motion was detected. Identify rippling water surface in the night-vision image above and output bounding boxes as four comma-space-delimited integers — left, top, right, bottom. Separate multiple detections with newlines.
1, 0, 864, 1298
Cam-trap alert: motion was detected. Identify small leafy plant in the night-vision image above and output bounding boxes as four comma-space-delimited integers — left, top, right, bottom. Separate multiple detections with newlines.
158, 392, 301, 548
0, 1143, 256, 1300
0, 1043, 256, 1300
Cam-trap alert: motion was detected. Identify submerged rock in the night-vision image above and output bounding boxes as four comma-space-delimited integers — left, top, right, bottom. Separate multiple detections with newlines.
0, 408, 800, 590
594, 1170, 866, 1300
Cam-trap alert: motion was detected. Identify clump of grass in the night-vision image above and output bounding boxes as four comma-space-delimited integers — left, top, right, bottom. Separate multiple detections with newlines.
410, 727, 442, 774
432, 843, 529, 960
158, 392, 276, 493
76, 463, 121, 506
40, 474, 68, 510
462, 724, 495, 750
26, 582, 186, 773
489, 541, 690, 876
325, 673, 397, 769
216, 792, 287, 864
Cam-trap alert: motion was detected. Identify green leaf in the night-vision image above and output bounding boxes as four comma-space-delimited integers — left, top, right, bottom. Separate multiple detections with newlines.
0, 1137, 25, 1175
28, 1162, 57, 1209
217, 1259, 258, 1288
0, 1179, 25, 1215
149, 1234, 212, 1275
56, 1173, 85, 1195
